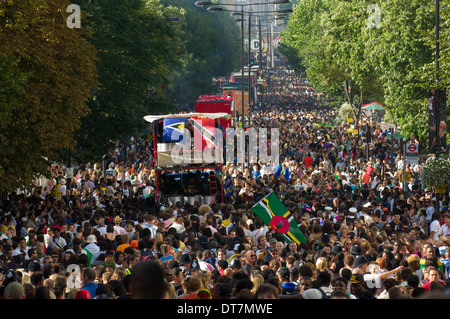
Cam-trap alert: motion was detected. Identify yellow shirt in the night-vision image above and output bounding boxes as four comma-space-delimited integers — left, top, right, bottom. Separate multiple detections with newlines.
223, 219, 231, 227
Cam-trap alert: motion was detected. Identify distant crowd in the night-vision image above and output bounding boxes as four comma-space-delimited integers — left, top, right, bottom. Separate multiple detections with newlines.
1, 67, 450, 300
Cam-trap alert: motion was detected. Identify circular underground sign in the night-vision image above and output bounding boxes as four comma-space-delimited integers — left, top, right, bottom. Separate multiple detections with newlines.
408, 144, 417, 152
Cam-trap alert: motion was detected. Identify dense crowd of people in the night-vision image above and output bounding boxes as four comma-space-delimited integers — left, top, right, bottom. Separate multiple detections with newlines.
1, 66, 450, 300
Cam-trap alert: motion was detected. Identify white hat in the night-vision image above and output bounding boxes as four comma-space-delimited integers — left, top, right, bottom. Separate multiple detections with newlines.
363, 202, 371, 208
324, 206, 333, 211
349, 207, 357, 213
86, 235, 97, 244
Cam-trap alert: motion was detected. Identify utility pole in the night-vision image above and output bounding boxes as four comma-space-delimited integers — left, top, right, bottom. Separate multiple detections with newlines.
434, 0, 441, 214
241, 7, 245, 128
248, 14, 252, 127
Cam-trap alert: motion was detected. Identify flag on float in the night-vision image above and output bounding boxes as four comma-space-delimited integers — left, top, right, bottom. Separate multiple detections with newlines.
251, 192, 307, 244
284, 167, 290, 181
162, 117, 187, 142
191, 117, 217, 150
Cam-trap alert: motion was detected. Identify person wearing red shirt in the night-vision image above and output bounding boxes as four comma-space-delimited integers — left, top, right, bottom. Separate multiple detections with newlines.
362, 171, 371, 185
304, 153, 313, 169
366, 161, 374, 176
422, 266, 446, 291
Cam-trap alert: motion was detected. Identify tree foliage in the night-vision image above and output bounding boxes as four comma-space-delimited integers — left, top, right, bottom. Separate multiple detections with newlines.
282, 0, 384, 130
160, 0, 241, 108
0, 0, 99, 192
283, 0, 448, 146
72, 0, 186, 161
367, 0, 435, 143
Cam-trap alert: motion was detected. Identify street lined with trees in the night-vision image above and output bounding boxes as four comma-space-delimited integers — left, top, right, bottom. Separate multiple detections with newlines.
0, 0, 241, 193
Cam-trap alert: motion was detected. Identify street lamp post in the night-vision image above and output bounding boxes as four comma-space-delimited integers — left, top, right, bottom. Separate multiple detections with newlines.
196, 0, 292, 128
259, 17, 263, 74
248, 14, 252, 126
436, 0, 440, 157
435, 0, 443, 214
241, 7, 245, 128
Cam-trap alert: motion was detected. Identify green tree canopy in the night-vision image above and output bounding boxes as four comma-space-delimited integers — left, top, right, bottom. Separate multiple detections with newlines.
0, 0, 99, 192
367, 0, 435, 143
161, 0, 241, 108
282, 0, 384, 129
282, 0, 447, 147
72, 0, 186, 161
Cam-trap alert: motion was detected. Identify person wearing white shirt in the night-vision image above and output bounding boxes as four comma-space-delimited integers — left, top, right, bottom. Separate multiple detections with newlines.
95, 217, 107, 237
169, 216, 186, 235
260, 164, 269, 177
113, 216, 127, 236
438, 213, 450, 237
396, 154, 404, 171
365, 263, 403, 291
122, 184, 130, 198
429, 212, 442, 242
322, 158, 331, 170
59, 180, 67, 197
142, 214, 158, 238
47, 226, 67, 253
252, 220, 268, 246
361, 210, 374, 225
335, 159, 346, 172
425, 200, 435, 224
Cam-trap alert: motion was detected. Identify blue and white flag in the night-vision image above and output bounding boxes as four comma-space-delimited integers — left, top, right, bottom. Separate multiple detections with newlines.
163, 117, 187, 142
224, 175, 233, 198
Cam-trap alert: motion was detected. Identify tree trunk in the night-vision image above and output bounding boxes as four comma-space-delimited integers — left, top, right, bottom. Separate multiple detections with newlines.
344, 80, 353, 106
352, 91, 364, 145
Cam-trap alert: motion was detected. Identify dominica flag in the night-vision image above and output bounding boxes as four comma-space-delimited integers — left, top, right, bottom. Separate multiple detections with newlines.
251, 192, 307, 244
162, 117, 187, 142
316, 121, 335, 128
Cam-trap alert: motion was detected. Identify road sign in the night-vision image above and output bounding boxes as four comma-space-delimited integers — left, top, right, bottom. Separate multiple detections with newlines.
406, 142, 419, 164
436, 185, 446, 194
407, 143, 417, 153
250, 39, 260, 51
402, 173, 412, 183
247, 38, 268, 52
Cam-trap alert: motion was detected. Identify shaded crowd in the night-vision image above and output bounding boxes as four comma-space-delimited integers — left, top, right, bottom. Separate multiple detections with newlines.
1, 67, 450, 300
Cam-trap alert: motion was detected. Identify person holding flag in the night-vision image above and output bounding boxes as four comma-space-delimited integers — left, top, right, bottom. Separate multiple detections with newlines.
223, 175, 233, 200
